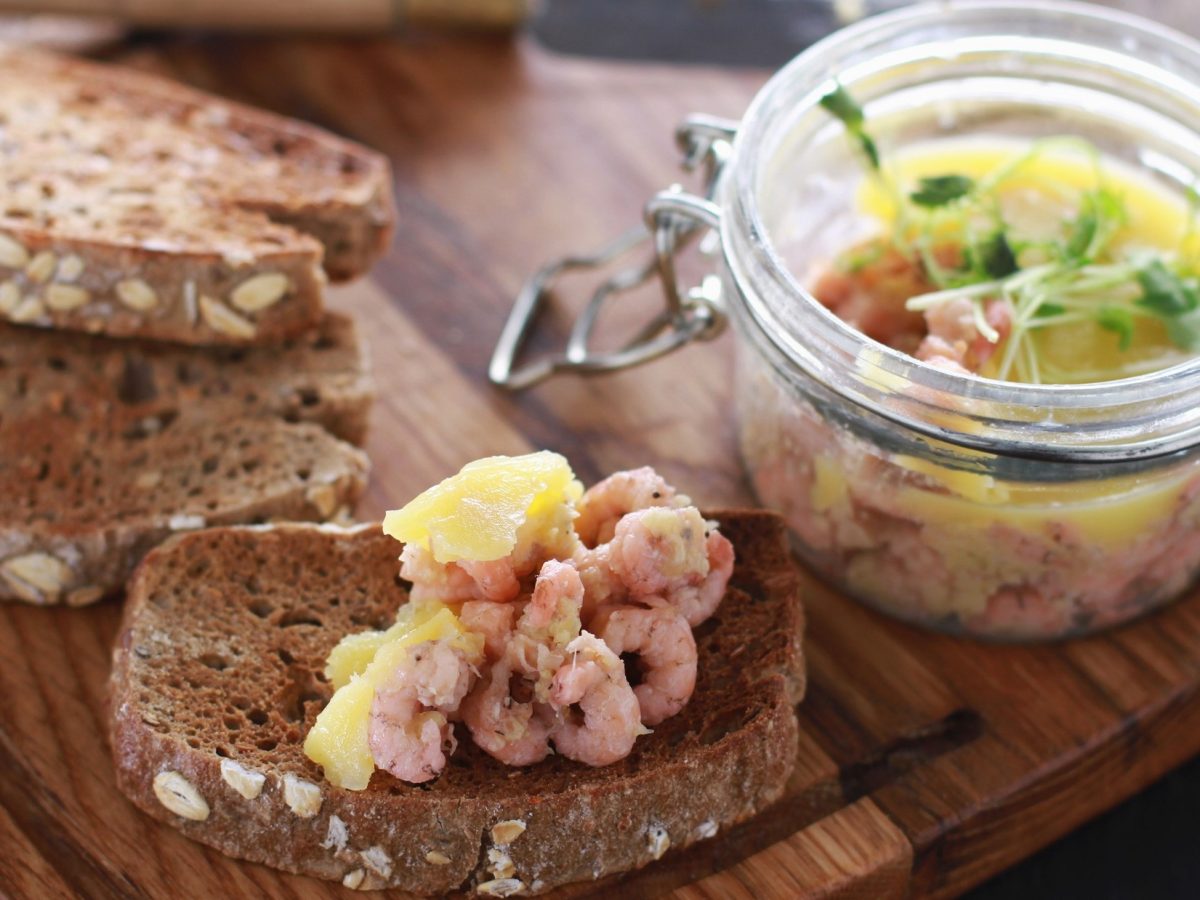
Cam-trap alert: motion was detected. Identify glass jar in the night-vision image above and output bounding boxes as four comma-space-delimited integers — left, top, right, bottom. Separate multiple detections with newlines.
494, 1, 1200, 640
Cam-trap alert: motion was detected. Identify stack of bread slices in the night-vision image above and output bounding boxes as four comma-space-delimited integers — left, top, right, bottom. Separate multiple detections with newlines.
0, 46, 392, 606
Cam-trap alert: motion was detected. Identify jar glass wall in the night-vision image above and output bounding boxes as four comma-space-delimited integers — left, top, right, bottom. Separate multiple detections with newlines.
718, 1, 1200, 639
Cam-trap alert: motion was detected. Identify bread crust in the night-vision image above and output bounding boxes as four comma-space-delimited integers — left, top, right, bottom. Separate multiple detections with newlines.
109, 513, 805, 894
0, 47, 395, 345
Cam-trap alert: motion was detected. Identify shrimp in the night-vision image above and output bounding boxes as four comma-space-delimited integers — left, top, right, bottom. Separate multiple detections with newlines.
368, 639, 476, 784
509, 559, 584, 702
457, 558, 521, 603
575, 467, 689, 547
460, 657, 557, 766
592, 605, 697, 725
459, 600, 515, 662
916, 297, 1012, 374
399, 543, 477, 604
660, 529, 734, 627
399, 543, 522, 604
607, 507, 735, 626
550, 632, 644, 766
571, 541, 627, 622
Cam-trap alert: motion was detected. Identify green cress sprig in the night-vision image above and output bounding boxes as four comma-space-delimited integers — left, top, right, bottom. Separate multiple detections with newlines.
818, 83, 1200, 382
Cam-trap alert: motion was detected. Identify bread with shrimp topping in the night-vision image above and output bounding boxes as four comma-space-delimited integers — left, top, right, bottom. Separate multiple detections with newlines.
109, 511, 805, 895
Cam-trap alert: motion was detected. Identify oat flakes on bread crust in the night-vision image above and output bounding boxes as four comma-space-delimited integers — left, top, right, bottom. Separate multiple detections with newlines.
109, 513, 805, 895
0, 46, 394, 345
0, 312, 373, 606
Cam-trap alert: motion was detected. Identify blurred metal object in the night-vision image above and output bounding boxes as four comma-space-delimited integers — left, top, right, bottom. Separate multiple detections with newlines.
0, 0, 536, 32
0, 13, 124, 50
490, 115, 736, 391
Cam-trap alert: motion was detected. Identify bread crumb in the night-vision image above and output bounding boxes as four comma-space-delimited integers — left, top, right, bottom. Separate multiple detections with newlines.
477, 878, 525, 897
219, 758, 265, 800
342, 869, 365, 890
321, 815, 349, 852
695, 819, 719, 840
490, 819, 526, 846
152, 771, 209, 821
282, 774, 322, 818
425, 850, 451, 866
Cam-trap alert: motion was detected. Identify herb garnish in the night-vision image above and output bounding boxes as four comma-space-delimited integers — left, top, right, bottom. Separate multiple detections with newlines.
818, 82, 1200, 382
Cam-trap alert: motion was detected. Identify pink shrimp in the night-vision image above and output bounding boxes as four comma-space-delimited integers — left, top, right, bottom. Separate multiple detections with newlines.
575, 467, 689, 547
459, 600, 515, 662
593, 605, 697, 725
460, 657, 557, 766
659, 529, 734, 627
399, 544, 522, 604
399, 544, 477, 604
607, 508, 735, 626
457, 558, 521, 603
509, 559, 584, 702
571, 541, 627, 622
368, 639, 476, 784
550, 632, 643, 766
607, 506, 711, 596
916, 297, 1012, 374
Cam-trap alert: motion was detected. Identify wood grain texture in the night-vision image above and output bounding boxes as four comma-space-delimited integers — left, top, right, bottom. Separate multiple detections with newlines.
1, 30, 1199, 900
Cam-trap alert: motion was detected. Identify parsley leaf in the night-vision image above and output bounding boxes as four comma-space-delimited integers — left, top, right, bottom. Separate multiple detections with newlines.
1065, 188, 1127, 262
1164, 310, 1200, 351
819, 83, 879, 170
1096, 306, 1134, 350
976, 230, 1018, 279
910, 174, 975, 208
1137, 260, 1198, 316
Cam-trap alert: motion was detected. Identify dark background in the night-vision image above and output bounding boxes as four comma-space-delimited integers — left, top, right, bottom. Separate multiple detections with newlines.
529, 1, 1199, 898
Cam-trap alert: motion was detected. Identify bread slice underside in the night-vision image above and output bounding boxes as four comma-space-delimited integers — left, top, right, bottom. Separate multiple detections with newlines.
0, 47, 395, 346
109, 513, 806, 895
0, 313, 374, 606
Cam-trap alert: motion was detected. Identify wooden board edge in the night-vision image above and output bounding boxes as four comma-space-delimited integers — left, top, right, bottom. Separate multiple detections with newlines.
672, 797, 913, 899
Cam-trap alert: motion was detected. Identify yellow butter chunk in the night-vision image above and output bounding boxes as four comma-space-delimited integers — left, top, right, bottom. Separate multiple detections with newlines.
303, 676, 376, 791
381, 451, 583, 563
324, 601, 448, 689
304, 607, 484, 790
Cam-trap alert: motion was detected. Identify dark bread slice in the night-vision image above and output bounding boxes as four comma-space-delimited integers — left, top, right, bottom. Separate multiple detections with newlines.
0, 47, 394, 345
109, 511, 805, 895
1, 419, 368, 607
0, 312, 374, 446
0, 310, 374, 606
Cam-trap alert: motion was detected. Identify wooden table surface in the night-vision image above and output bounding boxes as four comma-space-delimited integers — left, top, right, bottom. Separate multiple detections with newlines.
3, 22, 1200, 900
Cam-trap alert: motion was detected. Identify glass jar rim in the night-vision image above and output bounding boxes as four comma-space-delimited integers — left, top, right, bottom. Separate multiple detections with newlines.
721, 0, 1200, 462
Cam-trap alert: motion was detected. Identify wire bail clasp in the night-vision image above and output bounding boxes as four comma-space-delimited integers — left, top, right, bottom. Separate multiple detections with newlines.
489, 115, 739, 390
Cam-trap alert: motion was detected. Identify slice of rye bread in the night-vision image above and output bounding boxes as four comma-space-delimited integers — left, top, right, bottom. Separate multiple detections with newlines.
0, 46, 395, 346
0, 312, 374, 446
0, 312, 373, 606
109, 512, 805, 895
1, 419, 368, 607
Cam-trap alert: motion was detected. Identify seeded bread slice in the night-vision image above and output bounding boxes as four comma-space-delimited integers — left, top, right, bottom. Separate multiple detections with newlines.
0, 311, 374, 606
0, 312, 374, 446
0, 46, 395, 346
0, 419, 368, 607
109, 512, 805, 895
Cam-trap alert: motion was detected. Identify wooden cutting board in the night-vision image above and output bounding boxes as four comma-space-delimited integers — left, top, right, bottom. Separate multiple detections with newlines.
4, 33, 1200, 900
